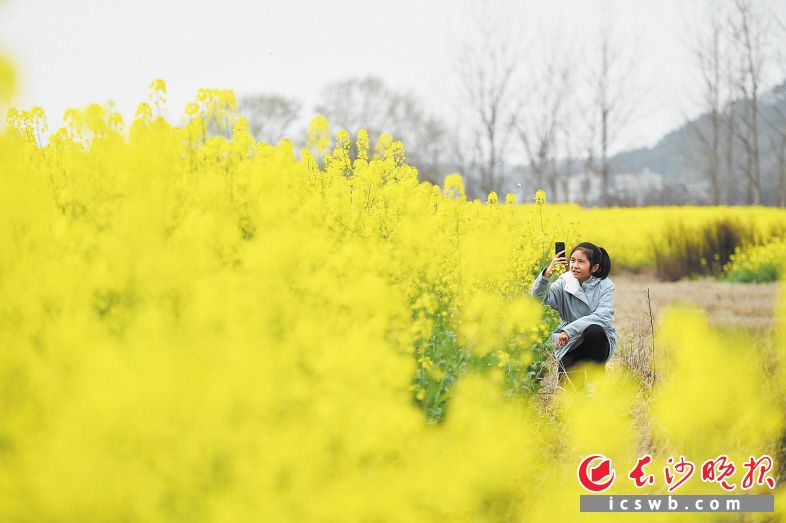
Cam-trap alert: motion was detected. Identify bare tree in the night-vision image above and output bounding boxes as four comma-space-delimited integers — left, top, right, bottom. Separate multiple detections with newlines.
454, 12, 519, 198
727, 0, 774, 205
584, 25, 639, 207
514, 34, 574, 202
314, 76, 449, 184
315, 77, 397, 138
686, 6, 726, 204
412, 117, 449, 186
715, 41, 742, 206
723, 93, 738, 204
556, 115, 579, 203
762, 85, 786, 206
238, 94, 301, 144
767, 130, 786, 206
765, 3, 786, 206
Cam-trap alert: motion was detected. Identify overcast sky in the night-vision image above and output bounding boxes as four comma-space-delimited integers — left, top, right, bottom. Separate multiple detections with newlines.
1, 0, 785, 154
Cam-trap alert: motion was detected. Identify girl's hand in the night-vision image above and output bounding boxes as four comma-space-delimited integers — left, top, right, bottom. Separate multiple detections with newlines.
556, 332, 570, 348
544, 251, 567, 278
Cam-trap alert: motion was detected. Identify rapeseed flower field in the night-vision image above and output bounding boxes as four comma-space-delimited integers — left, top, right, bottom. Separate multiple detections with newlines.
2, 77, 786, 521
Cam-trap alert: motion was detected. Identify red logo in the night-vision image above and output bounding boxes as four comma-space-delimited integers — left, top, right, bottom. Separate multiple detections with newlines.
664, 455, 695, 493
628, 454, 655, 488
579, 453, 776, 491
577, 454, 616, 492
701, 455, 736, 491
741, 455, 776, 489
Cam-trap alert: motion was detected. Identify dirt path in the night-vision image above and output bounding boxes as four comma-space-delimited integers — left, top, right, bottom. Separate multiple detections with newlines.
614, 272, 779, 331
610, 272, 780, 375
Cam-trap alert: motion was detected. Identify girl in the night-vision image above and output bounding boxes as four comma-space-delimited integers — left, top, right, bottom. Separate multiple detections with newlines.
530, 242, 617, 377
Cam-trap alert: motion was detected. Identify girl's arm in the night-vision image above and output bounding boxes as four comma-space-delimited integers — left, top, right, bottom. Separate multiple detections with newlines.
562, 283, 615, 338
531, 251, 567, 312
531, 268, 564, 313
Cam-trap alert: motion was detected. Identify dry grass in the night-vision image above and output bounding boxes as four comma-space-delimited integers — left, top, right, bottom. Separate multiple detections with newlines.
613, 272, 779, 457
611, 270, 778, 384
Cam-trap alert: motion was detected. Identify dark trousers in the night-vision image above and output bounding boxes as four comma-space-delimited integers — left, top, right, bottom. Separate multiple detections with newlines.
557, 324, 610, 377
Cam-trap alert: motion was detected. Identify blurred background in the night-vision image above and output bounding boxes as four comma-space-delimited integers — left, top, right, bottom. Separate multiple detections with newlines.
3, 0, 786, 205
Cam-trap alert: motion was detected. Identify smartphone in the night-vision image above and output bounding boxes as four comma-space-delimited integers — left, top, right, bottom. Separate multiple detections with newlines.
555, 241, 566, 257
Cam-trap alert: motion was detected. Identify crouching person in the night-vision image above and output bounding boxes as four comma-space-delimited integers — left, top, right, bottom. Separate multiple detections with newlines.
530, 242, 617, 381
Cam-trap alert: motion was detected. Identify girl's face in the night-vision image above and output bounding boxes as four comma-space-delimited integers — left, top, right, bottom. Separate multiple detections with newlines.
570, 249, 600, 283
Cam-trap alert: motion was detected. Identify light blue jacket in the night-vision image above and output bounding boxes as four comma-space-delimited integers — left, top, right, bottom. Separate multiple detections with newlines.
530, 268, 617, 361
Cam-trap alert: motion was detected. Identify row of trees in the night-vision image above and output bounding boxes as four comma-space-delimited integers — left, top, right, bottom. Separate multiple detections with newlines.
686, 0, 786, 206
238, 0, 786, 206
451, 5, 640, 205
239, 19, 637, 206
238, 79, 448, 186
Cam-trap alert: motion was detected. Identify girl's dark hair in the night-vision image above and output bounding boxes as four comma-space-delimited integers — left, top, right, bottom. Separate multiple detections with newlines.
571, 242, 611, 279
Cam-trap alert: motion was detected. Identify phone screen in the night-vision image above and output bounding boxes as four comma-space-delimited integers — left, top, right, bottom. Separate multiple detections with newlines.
555, 242, 566, 256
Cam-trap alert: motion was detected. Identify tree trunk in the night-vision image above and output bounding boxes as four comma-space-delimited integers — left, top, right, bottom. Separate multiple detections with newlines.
724, 108, 735, 205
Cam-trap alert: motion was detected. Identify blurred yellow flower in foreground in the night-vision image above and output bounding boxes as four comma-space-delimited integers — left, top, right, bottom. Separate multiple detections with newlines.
0, 82, 785, 521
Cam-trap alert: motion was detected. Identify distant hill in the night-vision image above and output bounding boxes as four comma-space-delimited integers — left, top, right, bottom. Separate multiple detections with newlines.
607, 80, 786, 204
609, 125, 692, 183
